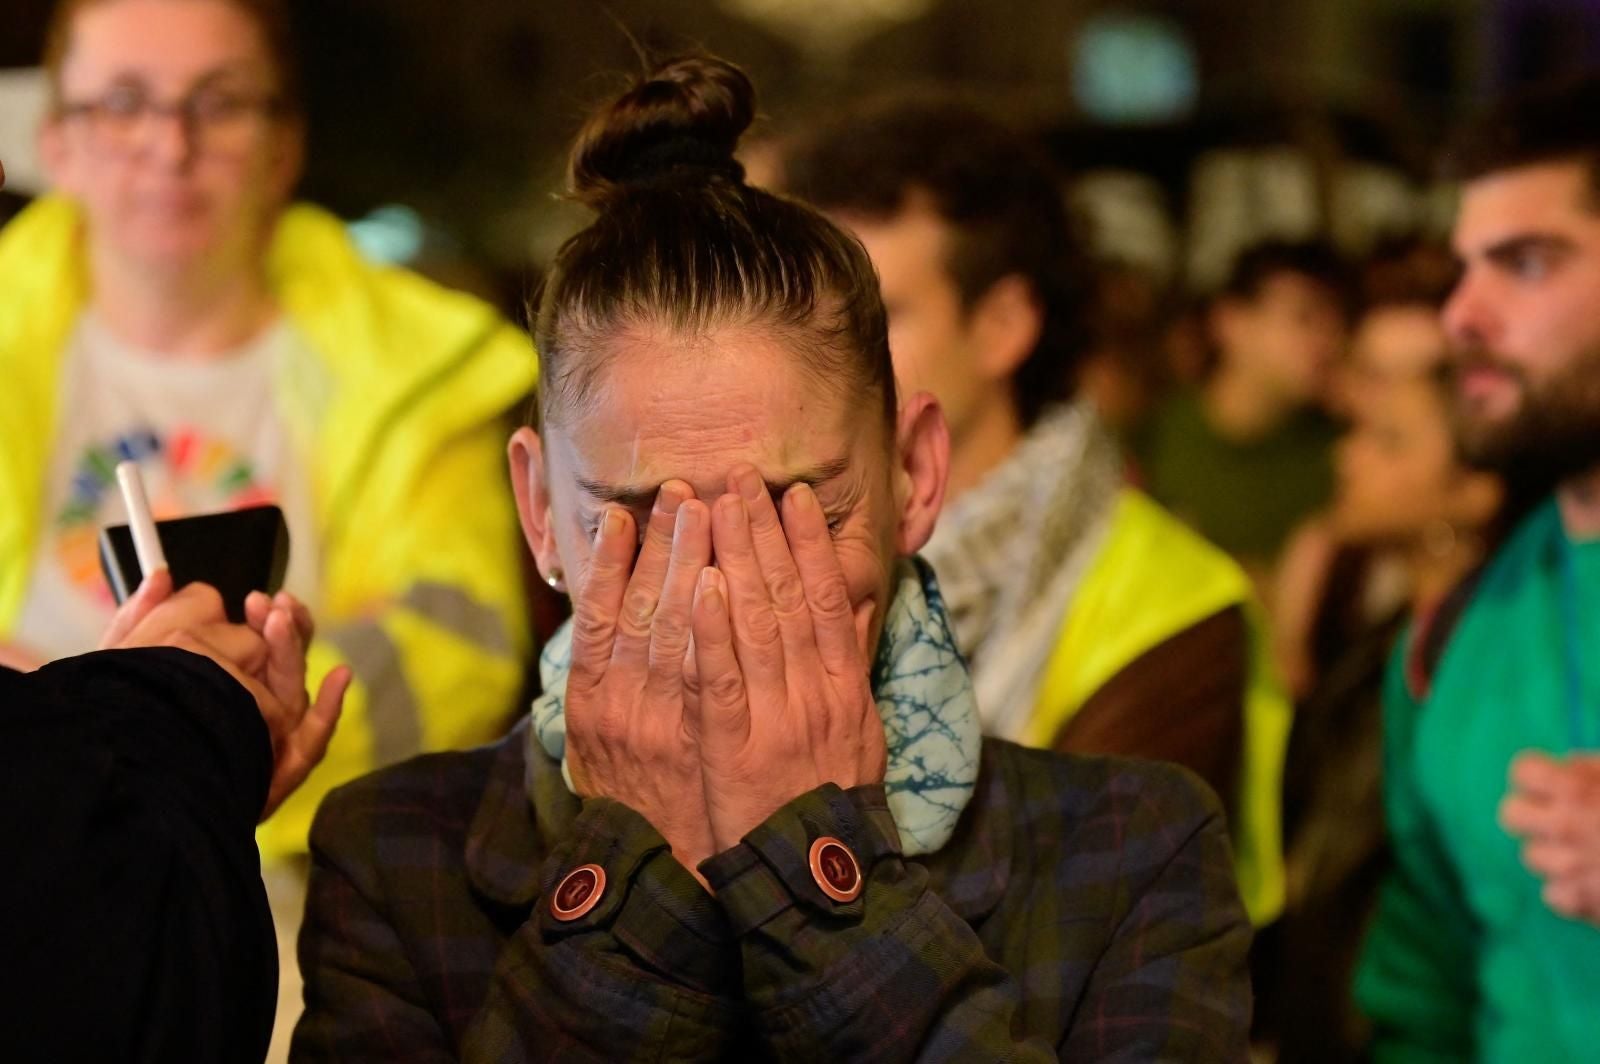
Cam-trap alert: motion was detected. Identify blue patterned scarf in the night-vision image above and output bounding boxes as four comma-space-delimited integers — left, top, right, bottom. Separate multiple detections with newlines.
529, 557, 982, 856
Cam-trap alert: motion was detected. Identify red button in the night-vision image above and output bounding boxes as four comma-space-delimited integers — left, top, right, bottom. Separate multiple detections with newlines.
551, 863, 606, 921
808, 837, 863, 903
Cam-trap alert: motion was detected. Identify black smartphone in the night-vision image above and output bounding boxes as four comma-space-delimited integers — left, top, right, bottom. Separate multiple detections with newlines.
99, 505, 291, 623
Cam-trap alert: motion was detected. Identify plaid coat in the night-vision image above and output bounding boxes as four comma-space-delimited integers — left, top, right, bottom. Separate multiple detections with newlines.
293, 720, 1251, 1061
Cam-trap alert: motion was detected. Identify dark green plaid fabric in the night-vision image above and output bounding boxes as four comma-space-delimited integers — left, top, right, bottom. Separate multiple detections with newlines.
293, 720, 1251, 1061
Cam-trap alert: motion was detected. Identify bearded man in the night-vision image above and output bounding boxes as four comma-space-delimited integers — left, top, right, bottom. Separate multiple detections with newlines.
1355, 76, 1600, 1061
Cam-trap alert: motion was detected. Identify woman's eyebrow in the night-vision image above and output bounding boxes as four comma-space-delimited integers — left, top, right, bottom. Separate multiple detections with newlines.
576, 455, 852, 508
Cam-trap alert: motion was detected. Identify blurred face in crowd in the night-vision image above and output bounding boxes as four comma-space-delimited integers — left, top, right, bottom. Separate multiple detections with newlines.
1444, 160, 1600, 476
1213, 271, 1347, 405
1332, 368, 1501, 548
510, 322, 947, 664
39, 0, 302, 277
1337, 303, 1450, 418
835, 197, 1039, 443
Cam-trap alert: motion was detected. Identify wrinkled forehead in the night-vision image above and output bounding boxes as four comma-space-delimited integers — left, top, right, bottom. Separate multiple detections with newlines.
544, 324, 864, 499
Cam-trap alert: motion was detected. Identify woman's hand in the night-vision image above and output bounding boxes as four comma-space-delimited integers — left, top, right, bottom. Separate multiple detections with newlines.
690, 466, 886, 853
563, 483, 718, 875
100, 570, 350, 819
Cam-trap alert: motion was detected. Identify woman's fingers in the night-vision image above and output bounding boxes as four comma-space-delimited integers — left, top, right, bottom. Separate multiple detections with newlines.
264, 665, 351, 819
782, 483, 863, 678
689, 567, 750, 746
569, 507, 637, 688
274, 590, 317, 645
731, 466, 821, 672
262, 605, 308, 706
709, 491, 786, 696
649, 499, 711, 685
244, 590, 273, 635
98, 566, 175, 649
612, 482, 690, 668
185, 622, 271, 677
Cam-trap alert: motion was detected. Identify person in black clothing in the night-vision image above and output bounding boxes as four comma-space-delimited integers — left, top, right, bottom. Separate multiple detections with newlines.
0, 568, 350, 1062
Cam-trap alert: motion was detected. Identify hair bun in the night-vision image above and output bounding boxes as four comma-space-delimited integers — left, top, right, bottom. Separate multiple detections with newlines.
568, 55, 755, 208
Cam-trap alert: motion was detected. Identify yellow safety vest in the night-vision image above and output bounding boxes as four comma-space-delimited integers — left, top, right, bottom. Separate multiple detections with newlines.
0, 197, 538, 858
1025, 489, 1289, 924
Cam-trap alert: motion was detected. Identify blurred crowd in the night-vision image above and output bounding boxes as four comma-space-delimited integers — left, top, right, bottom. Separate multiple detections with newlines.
3, 1, 1600, 1061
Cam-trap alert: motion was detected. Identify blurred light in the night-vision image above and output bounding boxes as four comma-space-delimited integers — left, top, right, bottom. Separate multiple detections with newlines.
347, 205, 427, 265
719, 0, 933, 56
1072, 12, 1198, 125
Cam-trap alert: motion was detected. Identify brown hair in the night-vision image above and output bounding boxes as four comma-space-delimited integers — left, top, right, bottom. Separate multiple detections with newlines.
43, 0, 301, 111
532, 55, 895, 431
784, 95, 1091, 430
1445, 73, 1600, 210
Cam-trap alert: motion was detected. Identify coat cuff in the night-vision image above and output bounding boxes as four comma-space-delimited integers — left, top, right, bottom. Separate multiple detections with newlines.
537, 796, 732, 995
700, 783, 902, 936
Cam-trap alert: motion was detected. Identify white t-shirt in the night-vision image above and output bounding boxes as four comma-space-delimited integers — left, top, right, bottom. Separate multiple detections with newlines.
15, 314, 320, 660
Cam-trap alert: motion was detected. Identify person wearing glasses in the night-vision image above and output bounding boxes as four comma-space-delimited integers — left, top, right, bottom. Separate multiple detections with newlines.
0, 0, 535, 868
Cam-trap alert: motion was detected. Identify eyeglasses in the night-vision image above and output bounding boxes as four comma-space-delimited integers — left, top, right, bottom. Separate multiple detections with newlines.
57, 84, 285, 158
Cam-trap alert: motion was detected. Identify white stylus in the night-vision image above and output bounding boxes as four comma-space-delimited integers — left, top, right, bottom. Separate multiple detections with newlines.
115, 460, 168, 576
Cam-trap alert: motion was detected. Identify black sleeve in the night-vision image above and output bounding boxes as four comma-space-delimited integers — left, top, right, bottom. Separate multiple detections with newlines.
0, 648, 278, 1064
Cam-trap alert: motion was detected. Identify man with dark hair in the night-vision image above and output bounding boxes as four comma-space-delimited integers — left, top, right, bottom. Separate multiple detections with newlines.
785, 96, 1290, 925
1143, 239, 1351, 581
1355, 75, 1600, 1060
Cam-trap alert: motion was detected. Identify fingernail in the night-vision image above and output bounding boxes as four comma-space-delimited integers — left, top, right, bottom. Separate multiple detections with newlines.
657, 482, 686, 516
788, 482, 818, 513
601, 508, 626, 542
717, 493, 747, 527
699, 568, 725, 611
676, 499, 701, 534
736, 466, 763, 502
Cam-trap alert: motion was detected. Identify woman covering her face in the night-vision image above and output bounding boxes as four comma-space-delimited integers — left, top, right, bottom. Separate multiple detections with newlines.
294, 55, 1251, 1061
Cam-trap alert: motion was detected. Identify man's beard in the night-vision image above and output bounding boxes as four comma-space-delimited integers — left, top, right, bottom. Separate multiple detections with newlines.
1449, 342, 1600, 490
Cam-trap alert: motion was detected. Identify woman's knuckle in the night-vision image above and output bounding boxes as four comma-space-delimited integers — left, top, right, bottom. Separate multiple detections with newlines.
744, 606, 782, 646
572, 605, 616, 646
767, 571, 807, 615
708, 671, 745, 704
651, 609, 689, 648
812, 574, 853, 616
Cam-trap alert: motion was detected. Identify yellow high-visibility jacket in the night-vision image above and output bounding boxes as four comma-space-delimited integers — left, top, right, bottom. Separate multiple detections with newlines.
1025, 489, 1290, 924
0, 197, 537, 859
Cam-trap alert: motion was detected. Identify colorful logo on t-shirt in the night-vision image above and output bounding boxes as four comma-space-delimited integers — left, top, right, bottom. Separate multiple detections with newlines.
52, 425, 278, 604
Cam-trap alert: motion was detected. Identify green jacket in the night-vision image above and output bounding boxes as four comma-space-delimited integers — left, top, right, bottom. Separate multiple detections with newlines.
1356, 499, 1600, 1061
0, 197, 537, 858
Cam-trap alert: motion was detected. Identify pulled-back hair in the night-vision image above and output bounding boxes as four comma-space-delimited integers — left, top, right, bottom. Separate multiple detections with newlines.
533, 55, 895, 431
1445, 73, 1600, 207
783, 95, 1091, 430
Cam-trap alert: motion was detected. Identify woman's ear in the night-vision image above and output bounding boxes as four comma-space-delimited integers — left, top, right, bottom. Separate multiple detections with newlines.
267, 117, 307, 205
893, 390, 950, 555
508, 427, 563, 586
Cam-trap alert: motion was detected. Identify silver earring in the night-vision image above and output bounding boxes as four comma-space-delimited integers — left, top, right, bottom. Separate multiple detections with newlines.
546, 568, 566, 592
